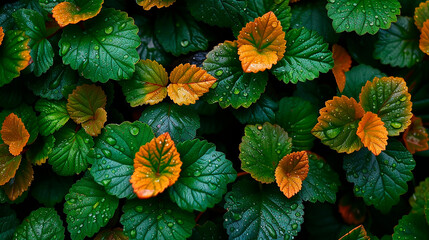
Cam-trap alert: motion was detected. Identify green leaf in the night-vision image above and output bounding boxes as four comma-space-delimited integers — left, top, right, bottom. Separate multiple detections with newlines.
298, 152, 340, 203
393, 213, 429, 240
232, 95, 278, 124
95, 228, 128, 240
239, 122, 292, 183
169, 139, 236, 212
0, 104, 39, 145
409, 178, 429, 220
275, 97, 318, 151
13, 208, 65, 240
0, 144, 22, 186
290, 0, 339, 44
326, 0, 401, 35
120, 196, 195, 240
271, 27, 333, 84
341, 65, 385, 100
30, 172, 73, 207
26, 135, 55, 165
0, 205, 19, 240
339, 225, 369, 240
59, 8, 140, 82
155, 8, 208, 56
90, 121, 154, 199
13, 9, 54, 76
35, 99, 69, 136
48, 127, 94, 176
203, 40, 268, 108
224, 177, 304, 240
343, 139, 416, 212
189, 221, 225, 240
39, 0, 65, 12
373, 16, 424, 68
139, 103, 200, 143
64, 175, 119, 240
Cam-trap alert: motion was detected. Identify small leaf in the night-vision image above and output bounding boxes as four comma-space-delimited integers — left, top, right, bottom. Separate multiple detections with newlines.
332, 44, 352, 92
119, 59, 168, 107
26, 135, 55, 165
312, 96, 365, 154
357, 112, 388, 156
409, 178, 429, 217
0, 105, 39, 145
13, 208, 65, 240
339, 225, 369, 240
237, 11, 286, 73
393, 213, 429, 240
67, 84, 107, 136
239, 122, 292, 183
64, 175, 119, 240
0, 144, 21, 186
52, 0, 103, 27
35, 99, 69, 136
0, 30, 31, 87
419, 20, 429, 55
169, 139, 236, 211
403, 116, 429, 154
1, 113, 30, 156
167, 63, 217, 105
271, 27, 333, 84
414, 1, 429, 30
120, 196, 195, 240
94, 228, 128, 240
136, 0, 175, 10
131, 133, 181, 199
275, 151, 309, 198
203, 40, 268, 108
327, 0, 401, 35
359, 76, 413, 136
3, 158, 33, 201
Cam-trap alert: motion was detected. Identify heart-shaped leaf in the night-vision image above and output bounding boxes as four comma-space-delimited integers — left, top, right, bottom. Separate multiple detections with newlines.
275, 151, 309, 198
13, 208, 65, 240
35, 99, 69, 136
339, 225, 369, 240
0, 144, 21, 186
136, 0, 176, 10
419, 20, 429, 55
332, 44, 352, 92
403, 116, 429, 154
52, 0, 103, 27
3, 158, 33, 201
1, 113, 30, 156
357, 112, 388, 156
414, 1, 429, 30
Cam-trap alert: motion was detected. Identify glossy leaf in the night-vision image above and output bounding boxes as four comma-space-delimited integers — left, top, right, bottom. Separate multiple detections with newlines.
239, 122, 292, 183
419, 20, 429, 55
59, 8, 140, 82
39, 0, 65, 12
332, 44, 352, 92
392, 213, 429, 240
359, 76, 412, 136
139, 103, 200, 143
90, 121, 154, 199
271, 27, 333, 84
312, 96, 365, 154
237, 11, 286, 73
64, 175, 119, 240
327, 0, 401, 35
13, 208, 65, 240
0, 144, 21, 186
169, 139, 236, 211
1, 113, 30, 156
339, 225, 369, 240
3, 158, 33, 201
0, 30, 31, 87
409, 178, 429, 217
0, 105, 39, 145
203, 40, 268, 108
342, 65, 385, 100
403, 116, 429, 154
168, 63, 217, 105
48, 127, 94, 176
414, 1, 429, 30
121, 196, 195, 240
131, 133, 181, 199
357, 112, 388, 156
224, 177, 304, 240
136, 0, 175, 10
275, 151, 309, 198
344, 139, 415, 212
120, 59, 168, 107
26, 135, 55, 165
52, 0, 103, 27
35, 99, 69, 136
232, 95, 278, 124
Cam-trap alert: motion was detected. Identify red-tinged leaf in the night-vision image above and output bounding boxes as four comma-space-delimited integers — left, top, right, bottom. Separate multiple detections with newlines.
275, 151, 309, 198
290, 0, 301, 2
403, 116, 429, 154
414, 1, 429, 30
332, 44, 352, 92
338, 194, 367, 225
167, 63, 217, 105
339, 225, 370, 240
0, 144, 22, 186
52, 0, 104, 27
237, 11, 286, 73
356, 112, 388, 156
130, 132, 182, 199
3, 158, 34, 201
94, 228, 128, 240
420, 20, 429, 55
136, 0, 176, 10
81, 108, 107, 137
1, 113, 30, 156
0, 27, 4, 46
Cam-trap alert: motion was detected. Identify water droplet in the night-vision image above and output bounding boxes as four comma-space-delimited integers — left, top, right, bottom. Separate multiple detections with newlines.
102, 179, 111, 186
124, 54, 129, 59
102, 149, 112, 158
61, 42, 71, 55
17, 36, 25, 41
130, 230, 137, 238
93, 201, 100, 209
400, 96, 407, 102
93, 45, 100, 50
209, 182, 217, 190
135, 206, 143, 212
233, 88, 240, 95
232, 212, 242, 220
391, 122, 402, 129
290, 203, 298, 210
106, 137, 116, 146
193, 170, 201, 177
325, 128, 341, 139
104, 26, 113, 34
291, 223, 298, 230
49, 78, 61, 89
257, 125, 263, 130
375, 18, 381, 26
211, 82, 218, 89
130, 127, 140, 136
68, 198, 76, 204
181, 40, 189, 47
177, 219, 183, 225
215, 70, 223, 76
119, 23, 126, 30
266, 223, 277, 238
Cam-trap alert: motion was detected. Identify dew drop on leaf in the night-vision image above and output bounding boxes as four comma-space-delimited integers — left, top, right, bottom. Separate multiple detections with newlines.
130, 127, 140, 136
104, 26, 113, 35
61, 42, 71, 55
181, 40, 189, 47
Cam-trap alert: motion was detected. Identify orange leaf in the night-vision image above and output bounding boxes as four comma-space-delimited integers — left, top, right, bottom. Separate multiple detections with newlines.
420, 20, 429, 55
3, 158, 34, 201
332, 44, 352, 92
52, 0, 104, 27
130, 132, 182, 199
414, 1, 429, 30
356, 112, 388, 156
275, 151, 309, 198
81, 107, 107, 137
0, 27, 4, 46
136, 0, 176, 10
339, 225, 370, 240
167, 63, 217, 105
403, 116, 429, 154
0, 144, 22, 186
237, 11, 286, 73
1, 113, 30, 156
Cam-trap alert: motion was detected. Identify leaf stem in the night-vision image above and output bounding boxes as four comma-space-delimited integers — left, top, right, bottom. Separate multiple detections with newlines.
237, 171, 249, 177
195, 211, 204, 223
